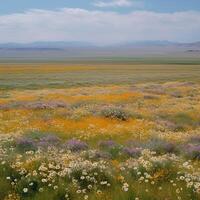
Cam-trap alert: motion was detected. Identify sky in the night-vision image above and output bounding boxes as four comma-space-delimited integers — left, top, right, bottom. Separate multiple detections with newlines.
0, 0, 200, 45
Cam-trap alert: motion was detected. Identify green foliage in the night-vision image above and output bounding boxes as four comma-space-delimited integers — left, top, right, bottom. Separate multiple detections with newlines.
0, 178, 11, 199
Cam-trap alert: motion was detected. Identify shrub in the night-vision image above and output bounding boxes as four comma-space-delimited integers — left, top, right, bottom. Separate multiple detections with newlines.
16, 138, 37, 152
100, 107, 130, 121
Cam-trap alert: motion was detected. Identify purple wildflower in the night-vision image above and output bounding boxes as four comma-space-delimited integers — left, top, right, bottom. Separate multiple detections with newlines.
38, 135, 61, 148
185, 144, 200, 160
123, 147, 141, 157
98, 140, 118, 149
64, 139, 88, 152
189, 136, 200, 144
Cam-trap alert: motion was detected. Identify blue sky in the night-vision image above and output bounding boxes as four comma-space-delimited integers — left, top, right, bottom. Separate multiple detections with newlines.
0, 0, 200, 44
1, 0, 200, 14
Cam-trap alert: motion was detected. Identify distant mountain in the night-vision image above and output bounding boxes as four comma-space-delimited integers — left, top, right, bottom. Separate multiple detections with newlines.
0, 41, 199, 61
0, 40, 200, 49
112, 40, 178, 48
0, 41, 95, 49
177, 41, 200, 48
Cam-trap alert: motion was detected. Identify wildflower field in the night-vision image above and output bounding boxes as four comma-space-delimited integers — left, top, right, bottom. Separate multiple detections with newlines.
1, 62, 200, 200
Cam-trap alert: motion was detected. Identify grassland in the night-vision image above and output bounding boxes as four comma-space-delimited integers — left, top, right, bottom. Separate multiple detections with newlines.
1, 61, 200, 90
0, 61, 200, 200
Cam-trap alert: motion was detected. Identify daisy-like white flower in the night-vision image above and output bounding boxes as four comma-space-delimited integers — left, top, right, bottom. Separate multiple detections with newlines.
23, 188, 28, 193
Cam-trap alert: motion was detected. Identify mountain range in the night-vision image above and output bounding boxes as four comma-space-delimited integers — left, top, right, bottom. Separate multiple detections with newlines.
0, 41, 200, 48
0, 41, 199, 61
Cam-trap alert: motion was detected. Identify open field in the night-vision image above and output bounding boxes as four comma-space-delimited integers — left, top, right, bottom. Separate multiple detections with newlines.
1, 62, 200, 90
1, 62, 200, 200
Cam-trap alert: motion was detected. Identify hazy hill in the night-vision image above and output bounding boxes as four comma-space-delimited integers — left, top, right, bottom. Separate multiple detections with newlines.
0, 41, 199, 61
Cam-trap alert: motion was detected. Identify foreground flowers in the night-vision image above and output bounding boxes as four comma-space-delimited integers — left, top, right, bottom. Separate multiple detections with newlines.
1, 81, 200, 199
0, 135, 200, 200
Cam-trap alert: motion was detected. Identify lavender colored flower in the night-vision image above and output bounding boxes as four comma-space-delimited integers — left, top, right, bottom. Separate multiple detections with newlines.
123, 147, 141, 157
38, 135, 61, 148
185, 144, 200, 160
143, 138, 177, 154
189, 136, 200, 144
98, 140, 118, 149
0, 104, 10, 110
64, 139, 88, 152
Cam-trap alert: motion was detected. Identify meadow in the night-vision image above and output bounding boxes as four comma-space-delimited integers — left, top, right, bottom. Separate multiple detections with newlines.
0, 61, 200, 200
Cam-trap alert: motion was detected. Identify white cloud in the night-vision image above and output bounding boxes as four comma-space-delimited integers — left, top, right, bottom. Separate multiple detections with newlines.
93, 0, 132, 8
0, 8, 199, 45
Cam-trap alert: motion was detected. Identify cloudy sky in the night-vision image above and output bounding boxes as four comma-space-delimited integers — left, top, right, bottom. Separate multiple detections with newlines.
0, 0, 200, 45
